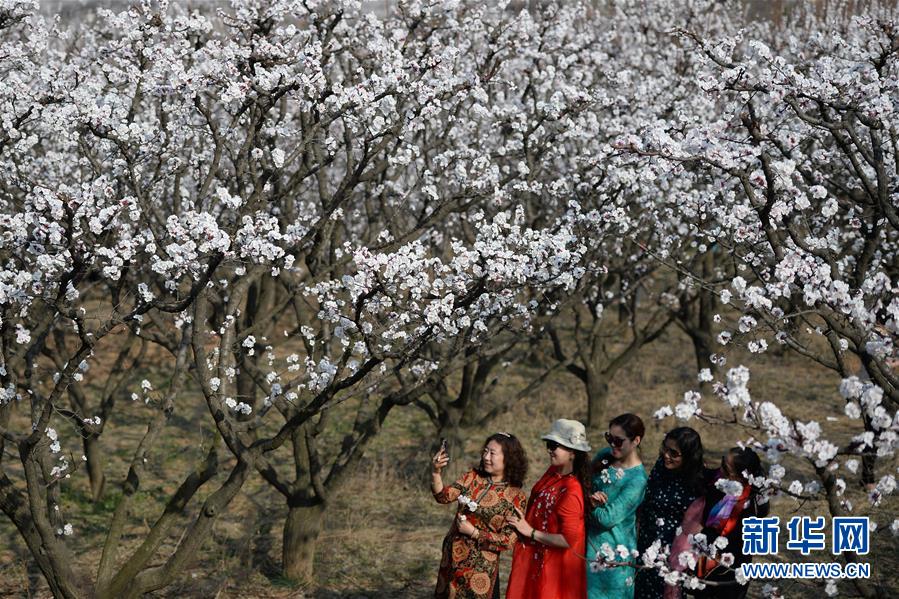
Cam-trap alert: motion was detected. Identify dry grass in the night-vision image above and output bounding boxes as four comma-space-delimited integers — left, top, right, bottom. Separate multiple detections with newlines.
1, 325, 897, 598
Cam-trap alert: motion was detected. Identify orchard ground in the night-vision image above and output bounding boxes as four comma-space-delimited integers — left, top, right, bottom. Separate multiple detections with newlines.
0, 325, 896, 598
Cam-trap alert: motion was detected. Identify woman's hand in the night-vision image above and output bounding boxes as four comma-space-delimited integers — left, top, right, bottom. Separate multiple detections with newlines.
457, 515, 477, 538
590, 491, 608, 507
430, 449, 449, 495
431, 448, 449, 474
507, 506, 534, 538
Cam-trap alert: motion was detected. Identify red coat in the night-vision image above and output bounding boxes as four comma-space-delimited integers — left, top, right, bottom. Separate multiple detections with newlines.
506, 466, 586, 599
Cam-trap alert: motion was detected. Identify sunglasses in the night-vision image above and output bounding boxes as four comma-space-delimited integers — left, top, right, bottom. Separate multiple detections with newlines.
660, 443, 682, 459
604, 431, 628, 448
545, 440, 563, 451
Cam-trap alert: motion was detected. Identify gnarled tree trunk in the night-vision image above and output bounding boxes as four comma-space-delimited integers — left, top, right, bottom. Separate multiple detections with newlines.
585, 368, 610, 429
282, 501, 325, 583
83, 435, 105, 502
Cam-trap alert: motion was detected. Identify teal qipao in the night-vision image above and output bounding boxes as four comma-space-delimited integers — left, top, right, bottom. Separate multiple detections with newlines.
586, 447, 648, 599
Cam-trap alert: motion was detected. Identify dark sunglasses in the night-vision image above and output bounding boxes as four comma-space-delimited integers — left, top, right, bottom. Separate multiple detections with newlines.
660, 443, 682, 459
545, 440, 562, 451
604, 431, 628, 448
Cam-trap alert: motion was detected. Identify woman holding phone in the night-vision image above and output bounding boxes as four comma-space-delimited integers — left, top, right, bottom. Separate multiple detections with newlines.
505, 419, 591, 599
431, 433, 528, 599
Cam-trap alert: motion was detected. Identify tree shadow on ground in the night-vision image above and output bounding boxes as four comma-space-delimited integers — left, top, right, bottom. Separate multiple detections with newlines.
0, 527, 43, 597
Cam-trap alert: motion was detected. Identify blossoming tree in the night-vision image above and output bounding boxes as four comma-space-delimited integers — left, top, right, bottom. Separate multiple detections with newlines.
619, 4, 899, 597
0, 0, 600, 593
1, 0, 897, 597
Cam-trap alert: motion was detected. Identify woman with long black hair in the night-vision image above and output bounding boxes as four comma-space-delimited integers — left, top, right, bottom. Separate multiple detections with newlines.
634, 427, 707, 598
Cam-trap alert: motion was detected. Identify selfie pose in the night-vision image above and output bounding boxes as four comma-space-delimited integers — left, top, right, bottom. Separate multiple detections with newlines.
505, 419, 591, 599
634, 427, 707, 599
431, 433, 528, 599
586, 413, 648, 599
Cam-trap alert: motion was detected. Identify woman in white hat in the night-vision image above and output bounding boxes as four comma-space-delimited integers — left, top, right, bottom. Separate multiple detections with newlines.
505, 419, 591, 599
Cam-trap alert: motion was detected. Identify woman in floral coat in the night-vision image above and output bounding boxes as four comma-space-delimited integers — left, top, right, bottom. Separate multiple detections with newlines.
431, 432, 528, 599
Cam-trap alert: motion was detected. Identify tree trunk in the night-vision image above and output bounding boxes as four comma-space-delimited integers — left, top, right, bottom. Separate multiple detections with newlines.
83, 435, 105, 502
687, 328, 714, 374
282, 502, 324, 583
586, 370, 609, 429
1, 474, 92, 599
816, 465, 882, 598
690, 251, 716, 374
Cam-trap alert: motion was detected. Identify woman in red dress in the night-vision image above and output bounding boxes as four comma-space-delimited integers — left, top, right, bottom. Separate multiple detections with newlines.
432, 433, 529, 599
506, 419, 591, 599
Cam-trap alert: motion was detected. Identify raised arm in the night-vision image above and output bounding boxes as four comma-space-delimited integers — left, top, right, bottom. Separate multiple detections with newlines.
433, 466, 473, 505
431, 447, 455, 501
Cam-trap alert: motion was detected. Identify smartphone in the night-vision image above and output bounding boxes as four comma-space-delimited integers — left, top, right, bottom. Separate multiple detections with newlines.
440, 438, 449, 460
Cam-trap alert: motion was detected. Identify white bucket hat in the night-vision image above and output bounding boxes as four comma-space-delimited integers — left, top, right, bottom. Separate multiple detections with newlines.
541, 419, 591, 452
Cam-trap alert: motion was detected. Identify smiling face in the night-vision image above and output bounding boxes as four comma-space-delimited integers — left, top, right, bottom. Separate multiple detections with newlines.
481, 440, 506, 479
661, 437, 683, 470
606, 424, 640, 460
545, 440, 576, 469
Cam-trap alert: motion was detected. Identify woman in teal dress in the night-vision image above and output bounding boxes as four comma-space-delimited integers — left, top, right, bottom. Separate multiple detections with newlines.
586, 413, 648, 599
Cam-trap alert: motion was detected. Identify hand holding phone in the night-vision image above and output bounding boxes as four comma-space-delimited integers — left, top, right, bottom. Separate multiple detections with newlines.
432, 438, 450, 474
